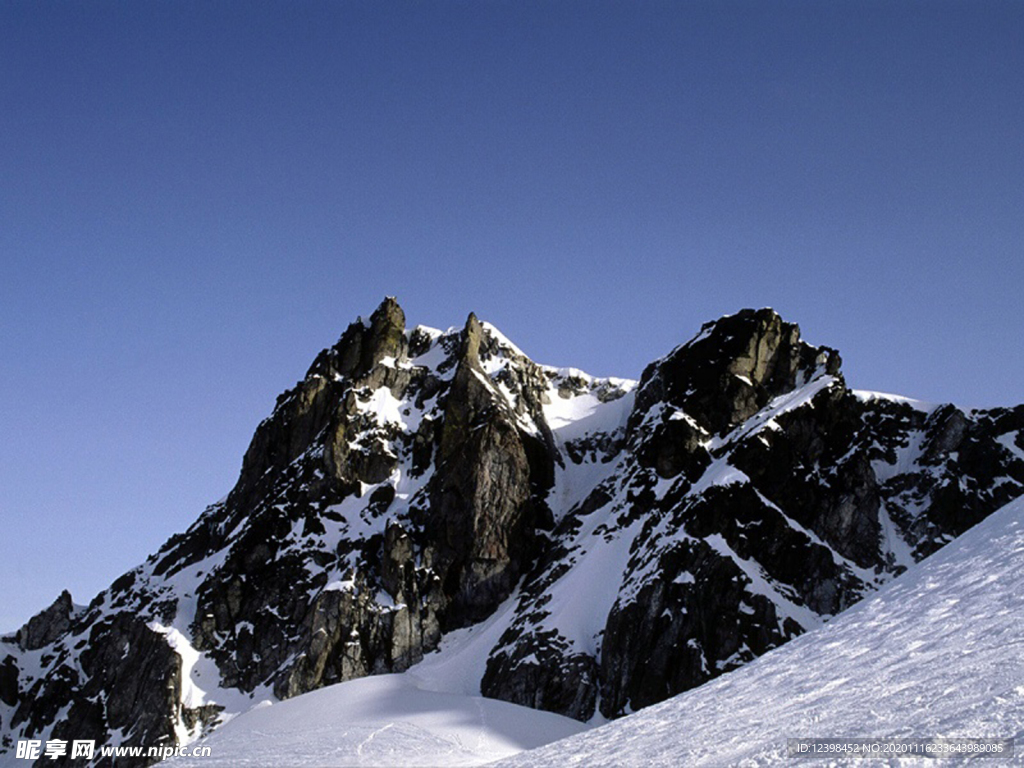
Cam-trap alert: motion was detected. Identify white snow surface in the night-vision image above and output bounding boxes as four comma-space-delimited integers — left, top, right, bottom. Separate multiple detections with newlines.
997, 432, 1024, 464
852, 389, 939, 413
167, 673, 586, 767
496, 494, 1024, 767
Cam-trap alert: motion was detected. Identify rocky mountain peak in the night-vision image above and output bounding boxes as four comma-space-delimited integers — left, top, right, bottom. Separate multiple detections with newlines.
14, 590, 74, 651
631, 307, 842, 438
305, 296, 407, 381
364, 296, 407, 367
459, 311, 484, 367
714, 308, 837, 385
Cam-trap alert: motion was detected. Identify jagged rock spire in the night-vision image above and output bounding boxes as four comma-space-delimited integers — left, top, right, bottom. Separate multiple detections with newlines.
430, 309, 549, 628
363, 296, 407, 370
459, 311, 484, 366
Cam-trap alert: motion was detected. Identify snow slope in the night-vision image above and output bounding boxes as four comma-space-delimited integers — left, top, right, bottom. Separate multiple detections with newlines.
167, 673, 586, 767
166, 589, 590, 767
497, 495, 1024, 766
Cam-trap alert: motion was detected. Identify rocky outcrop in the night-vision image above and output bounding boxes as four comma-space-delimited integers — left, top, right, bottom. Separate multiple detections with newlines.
4, 300, 1023, 766
229, 297, 409, 514
0, 655, 19, 707
629, 308, 841, 437
15, 591, 74, 652
6, 608, 219, 767
425, 313, 553, 628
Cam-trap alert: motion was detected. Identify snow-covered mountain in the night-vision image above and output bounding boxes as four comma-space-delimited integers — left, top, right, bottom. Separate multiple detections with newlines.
496, 492, 1024, 767
3, 298, 1023, 766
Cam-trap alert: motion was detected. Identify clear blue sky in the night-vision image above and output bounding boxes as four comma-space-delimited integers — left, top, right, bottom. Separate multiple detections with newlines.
2, 1, 1022, 630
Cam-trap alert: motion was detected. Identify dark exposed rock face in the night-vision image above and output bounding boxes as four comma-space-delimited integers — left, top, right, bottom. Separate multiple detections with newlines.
428, 313, 549, 628
0, 656, 19, 707
229, 296, 410, 516
4, 300, 1023, 765
629, 308, 841, 437
16, 591, 74, 652
4, 606, 219, 767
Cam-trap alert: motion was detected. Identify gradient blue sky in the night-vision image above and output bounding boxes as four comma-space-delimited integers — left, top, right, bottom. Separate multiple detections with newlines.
2, 1, 1022, 630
